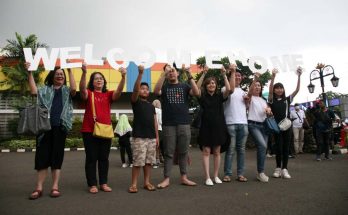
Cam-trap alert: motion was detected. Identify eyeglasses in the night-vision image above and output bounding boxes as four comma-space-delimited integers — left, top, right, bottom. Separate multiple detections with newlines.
94, 77, 104, 81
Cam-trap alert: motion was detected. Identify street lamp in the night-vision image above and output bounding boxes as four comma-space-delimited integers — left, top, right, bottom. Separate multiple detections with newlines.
307, 63, 339, 107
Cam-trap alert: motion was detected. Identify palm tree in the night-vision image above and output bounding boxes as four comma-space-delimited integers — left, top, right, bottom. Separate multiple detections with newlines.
0, 32, 48, 107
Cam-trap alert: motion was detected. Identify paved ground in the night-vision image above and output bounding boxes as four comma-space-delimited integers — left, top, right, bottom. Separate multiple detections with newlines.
0, 148, 347, 215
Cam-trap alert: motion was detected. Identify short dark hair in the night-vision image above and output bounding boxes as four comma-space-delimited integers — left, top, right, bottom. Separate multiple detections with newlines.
44, 66, 67, 86
87, 72, 107, 92
140, 82, 149, 88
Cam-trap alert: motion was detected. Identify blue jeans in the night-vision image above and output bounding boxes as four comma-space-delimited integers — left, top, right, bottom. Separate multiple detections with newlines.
248, 121, 268, 173
224, 124, 248, 177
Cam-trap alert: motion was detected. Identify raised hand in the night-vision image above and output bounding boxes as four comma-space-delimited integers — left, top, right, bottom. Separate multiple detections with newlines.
221, 66, 227, 75
271, 68, 278, 77
229, 63, 237, 72
138, 65, 145, 74
254, 72, 261, 78
120, 67, 127, 77
24, 62, 31, 71
82, 62, 87, 73
296, 66, 303, 76
202, 65, 209, 74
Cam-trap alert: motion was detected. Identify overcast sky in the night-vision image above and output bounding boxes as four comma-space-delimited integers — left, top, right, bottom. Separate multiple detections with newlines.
1, 0, 347, 103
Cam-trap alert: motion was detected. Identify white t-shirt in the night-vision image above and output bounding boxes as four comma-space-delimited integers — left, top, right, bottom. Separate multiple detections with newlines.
290, 109, 306, 128
155, 108, 162, 131
248, 96, 268, 122
222, 87, 248, 125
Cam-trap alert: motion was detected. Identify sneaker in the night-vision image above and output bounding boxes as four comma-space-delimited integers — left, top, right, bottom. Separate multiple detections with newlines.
273, 168, 281, 178
129, 164, 133, 168
257, 173, 269, 182
316, 157, 321, 161
153, 164, 159, 169
281, 169, 291, 179
214, 177, 222, 184
266, 153, 273, 158
324, 157, 333, 161
288, 154, 295, 159
121, 163, 128, 168
205, 178, 214, 186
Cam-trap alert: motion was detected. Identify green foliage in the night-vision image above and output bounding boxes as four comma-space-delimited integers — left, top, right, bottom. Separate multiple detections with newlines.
317, 91, 348, 100
0, 32, 48, 109
195, 56, 271, 91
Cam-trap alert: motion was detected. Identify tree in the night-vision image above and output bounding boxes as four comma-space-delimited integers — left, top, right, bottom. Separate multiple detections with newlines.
195, 56, 271, 91
0, 32, 48, 107
317, 91, 348, 100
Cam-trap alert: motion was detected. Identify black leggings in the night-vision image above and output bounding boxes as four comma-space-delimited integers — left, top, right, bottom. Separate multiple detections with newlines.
82, 133, 111, 187
120, 144, 133, 164
274, 129, 291, 169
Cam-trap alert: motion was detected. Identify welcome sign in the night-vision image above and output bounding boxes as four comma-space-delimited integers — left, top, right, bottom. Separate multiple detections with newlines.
23, 43, 304, 74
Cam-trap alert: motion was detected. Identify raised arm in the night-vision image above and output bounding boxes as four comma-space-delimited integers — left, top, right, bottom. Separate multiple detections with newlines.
228, 64, 236, 94
154, 65, 170, 95
66, 60, 77, 96
112, 67, 126, 101
247, 72, 260, 99
79, 63, 88, 101
268, 68, 277, 102
196, 66, 208, 97
221, 67, 230, 99
131, 65, 144, 103
188, 68, 200, 97
25, 62, 38, 95
290, 66, 302, 100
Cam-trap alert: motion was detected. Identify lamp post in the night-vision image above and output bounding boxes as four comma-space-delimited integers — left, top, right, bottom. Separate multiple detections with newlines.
307, 63, 339, 107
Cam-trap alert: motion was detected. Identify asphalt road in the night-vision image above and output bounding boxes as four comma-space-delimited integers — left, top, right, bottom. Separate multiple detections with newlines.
0, 148, 347, 215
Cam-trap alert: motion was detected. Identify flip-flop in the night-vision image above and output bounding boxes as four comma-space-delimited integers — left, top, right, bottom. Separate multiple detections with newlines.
89, 186, 98, 194
236, 176, 248, 182
156, 183, 169, 189
223, 176, 231, 182
29, 190, 43, 200
128, 185, 138, 193
143, 184, 156, 191
50, 189, 61, 198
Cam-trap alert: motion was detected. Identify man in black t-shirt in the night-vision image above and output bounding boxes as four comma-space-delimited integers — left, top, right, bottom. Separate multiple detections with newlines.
154, 64, 200, 189
128, 65, 159, 193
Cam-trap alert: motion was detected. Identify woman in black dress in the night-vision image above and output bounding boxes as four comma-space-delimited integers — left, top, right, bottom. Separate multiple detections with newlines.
197, 65, 235, 186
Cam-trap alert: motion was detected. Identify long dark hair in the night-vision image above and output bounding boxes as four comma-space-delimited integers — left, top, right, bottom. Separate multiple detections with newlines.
87, 72, 107, 92
44, 66, 67, 86
273, 82, 286, 100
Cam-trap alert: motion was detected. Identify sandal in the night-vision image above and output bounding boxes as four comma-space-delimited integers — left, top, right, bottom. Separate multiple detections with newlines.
236, 176, 248, 182
50, 189, 61, 198
157, 183, 170, 189
143, 183, 156, 191
223, 176, 231, 182
100, 184, 112, 192
29, 190, 43, 200
89, 186, 98, 194
128, 185, 138, 193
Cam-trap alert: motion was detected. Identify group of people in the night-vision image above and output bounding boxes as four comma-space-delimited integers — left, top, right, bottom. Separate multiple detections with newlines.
25, 59, 334, 199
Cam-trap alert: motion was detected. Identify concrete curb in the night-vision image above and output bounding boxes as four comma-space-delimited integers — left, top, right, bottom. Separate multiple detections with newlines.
1, 147, 118, 153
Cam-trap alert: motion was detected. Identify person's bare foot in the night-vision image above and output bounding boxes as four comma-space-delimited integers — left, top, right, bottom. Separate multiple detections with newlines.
157, 178, 170, 189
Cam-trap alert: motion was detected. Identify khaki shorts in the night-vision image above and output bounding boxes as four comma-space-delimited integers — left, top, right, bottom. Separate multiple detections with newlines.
131, 138, 156, 167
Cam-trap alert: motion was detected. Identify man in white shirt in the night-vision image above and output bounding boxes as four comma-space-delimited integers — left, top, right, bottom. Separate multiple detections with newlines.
290, 103, 307, 154
222, 71, 249, 182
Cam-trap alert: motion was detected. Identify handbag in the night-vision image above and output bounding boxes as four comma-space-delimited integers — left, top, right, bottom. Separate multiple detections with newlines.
17, 97, 51, 135
91, 92, 114, 139
278, 100, 292, 131
264, 116, 280, 134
